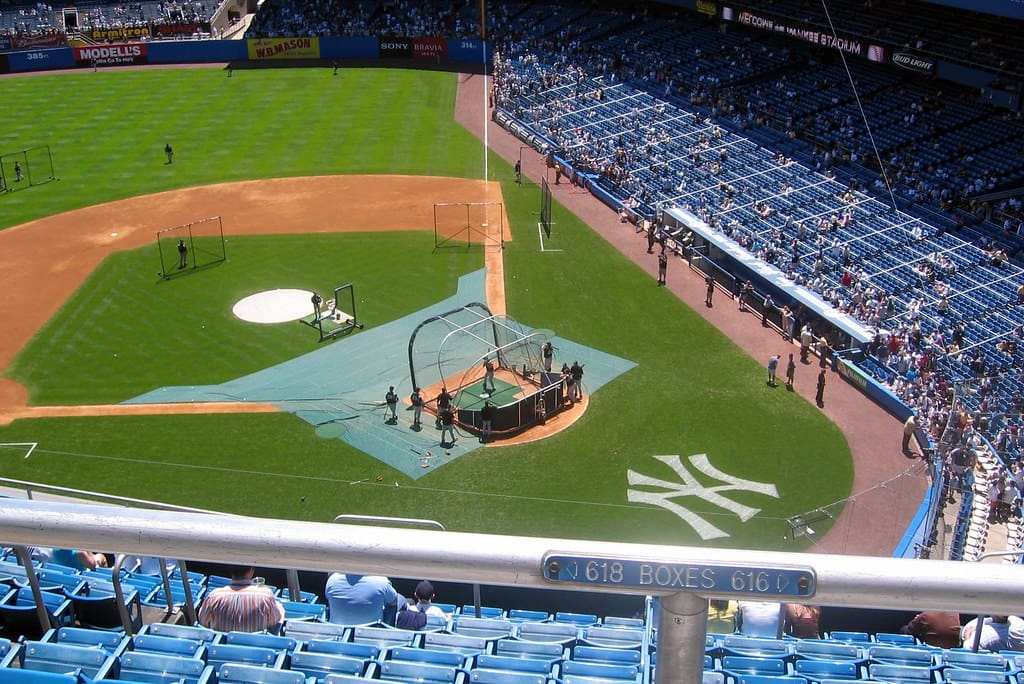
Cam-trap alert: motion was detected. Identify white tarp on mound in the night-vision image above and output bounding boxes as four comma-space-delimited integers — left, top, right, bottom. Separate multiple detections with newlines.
233, 288, 313, 324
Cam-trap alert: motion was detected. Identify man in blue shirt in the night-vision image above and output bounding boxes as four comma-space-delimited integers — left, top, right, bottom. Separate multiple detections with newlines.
325, 572, 400, 625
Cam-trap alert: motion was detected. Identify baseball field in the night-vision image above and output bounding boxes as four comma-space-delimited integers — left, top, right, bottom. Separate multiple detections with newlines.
0, 66, 856, 550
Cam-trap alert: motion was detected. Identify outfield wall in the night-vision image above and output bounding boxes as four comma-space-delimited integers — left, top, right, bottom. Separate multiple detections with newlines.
0, 36, 492, 74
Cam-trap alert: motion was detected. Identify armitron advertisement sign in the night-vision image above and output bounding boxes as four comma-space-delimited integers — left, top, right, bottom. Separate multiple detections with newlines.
247, 37, 320, 60
83, 26, 150, 42
74, 43, 148, 66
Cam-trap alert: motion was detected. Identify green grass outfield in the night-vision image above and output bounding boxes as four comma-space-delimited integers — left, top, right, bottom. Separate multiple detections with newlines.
0, 67, 852, 549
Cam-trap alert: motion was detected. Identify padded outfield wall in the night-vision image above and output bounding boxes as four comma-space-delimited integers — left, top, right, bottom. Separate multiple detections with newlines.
0, 36, 492, 73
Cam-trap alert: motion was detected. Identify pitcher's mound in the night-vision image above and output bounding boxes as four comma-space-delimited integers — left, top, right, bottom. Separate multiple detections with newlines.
233, 289, 313, 324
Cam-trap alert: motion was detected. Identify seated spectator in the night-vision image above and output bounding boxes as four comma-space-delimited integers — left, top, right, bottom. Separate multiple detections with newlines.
197, 565, 285, 633
325, 571, 400, 625
51, 548, 107, 571
960, 614, 1024, 651
706, 599, 737, 634
736, 600, 783, 638
397, 580, 448, 630
901, 611, 962, 648
784, 603, 821, 639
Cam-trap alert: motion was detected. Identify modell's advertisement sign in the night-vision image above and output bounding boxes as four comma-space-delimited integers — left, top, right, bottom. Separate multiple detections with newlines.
892, 52, 934, 74
11, 33, 66, 49
379, 37, 412, 58
74, 43, 147, 66
247, 37, 320, 60
413, 37, 446, 60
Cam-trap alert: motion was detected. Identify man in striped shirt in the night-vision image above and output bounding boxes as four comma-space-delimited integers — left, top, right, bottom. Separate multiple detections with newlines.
198, 565, 285, 633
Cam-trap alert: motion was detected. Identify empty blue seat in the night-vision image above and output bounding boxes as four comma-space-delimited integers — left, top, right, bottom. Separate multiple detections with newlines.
868, 645, 933, 667
516, 621, 577, 645
130, 634, 204, 658
205, 643, 284, 670
554, 612, 599, 628
1, 588, 74, 641
722, 637, 794, 660
794, 658, 860, 681
827, 632, 870, 644
722, 655, 789, 678
281, 601, 326, 622
140, 623, 220, 645
793, 641, 864, 663
115, 651, 209, 684
224, 631, 296, 653
379, 660, 462, 683
867, 663, 935, 684
422, 632, 490, 656
283, 620, 348, 642
384, 645, 466, 668
579, 626, 644, 649
874, 633, 918, 646
216, 662, 306, 684
459, 606, 505, 619
0, 670, 80, 683
66, 582, 142, 634
560, 659, 640, 682
350, 625, 416, 649
507, 610, 550, 623
475, 654, 556, 676
289, 650, 367, 680
945, 670, 1010, 684
493, 638, 567, 661
304, 639, 379, 661
45, 626, 127, 655
470, 669, 547, 684
453, 617, 515, 639
20, 640, 114, 680
941, 650, 1007, 671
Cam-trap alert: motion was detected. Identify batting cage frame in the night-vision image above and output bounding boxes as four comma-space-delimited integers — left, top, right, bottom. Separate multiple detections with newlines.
0, 145, 56, 194
156, 216, 227, 279
407, 303, 566, 438
432, 201, 504, 251
302, 282, 364, 342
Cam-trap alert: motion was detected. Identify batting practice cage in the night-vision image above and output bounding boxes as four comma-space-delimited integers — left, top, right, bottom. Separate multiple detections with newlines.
407, 303, 566, 437
433, 201, 504, 251
156, 216, 227, 278
540, 177, 553, 238
302, 282, 364, 342
0, 145, 56, 193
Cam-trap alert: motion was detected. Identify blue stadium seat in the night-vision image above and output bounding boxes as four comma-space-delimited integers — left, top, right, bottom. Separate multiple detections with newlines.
458, 606, 505, 619
384, 645, 467, 669
469, 670, 546, 684
721, 655, 789, 679
0, 670, 81, 683
474, 654, 556, 676
874, 633, 919, 646
350, 625, 416, 649
867, 663, 935, 684
452, 616, 515, 640
492, 638, 567, 661
722, 637, 794, 660
130, 634, 204, 658
578, 626, 644, 649
944, 669, 1010, 684
867, 645, 934, 668
19, 640, 115, 680
572, 645, 642, 668
1, 588, 73, 641
940, 650, 1008, 671
554, 612, 599, 628
280, 601, 326, 622
602, 616, 645, 629
224, 631, 296, 654
66, 582, 143, 634
516, 621, 578, 646
703, 673, 726, 684
378, 660, 463, 683
289, 650, 368, 680
792, 641, 864, 663
205, 643, 284, 670
303, 639, 379, 661
422, 632, 491, 657
139, 623, 220, 645
507, 610, 550, 624
794, 658, 861, 681
44, 626, 128, 656
114, 651, 210, 684
559, 659, 641, 682
283, 620, 348, 642
734, 676, 808, 684
214, 662, 306, 684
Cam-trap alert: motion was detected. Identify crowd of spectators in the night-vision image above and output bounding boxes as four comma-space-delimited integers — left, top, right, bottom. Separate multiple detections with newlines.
246, 0, 479, 40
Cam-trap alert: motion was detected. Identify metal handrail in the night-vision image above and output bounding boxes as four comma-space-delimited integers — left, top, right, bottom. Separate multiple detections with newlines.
4, 500, 1024, 684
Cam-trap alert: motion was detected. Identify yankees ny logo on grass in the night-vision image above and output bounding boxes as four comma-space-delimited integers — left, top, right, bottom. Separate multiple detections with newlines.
627, 453, 779, 540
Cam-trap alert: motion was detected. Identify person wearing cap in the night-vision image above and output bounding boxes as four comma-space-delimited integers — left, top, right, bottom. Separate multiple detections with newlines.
409, 580, 448, 619
385, 386, 399, 423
